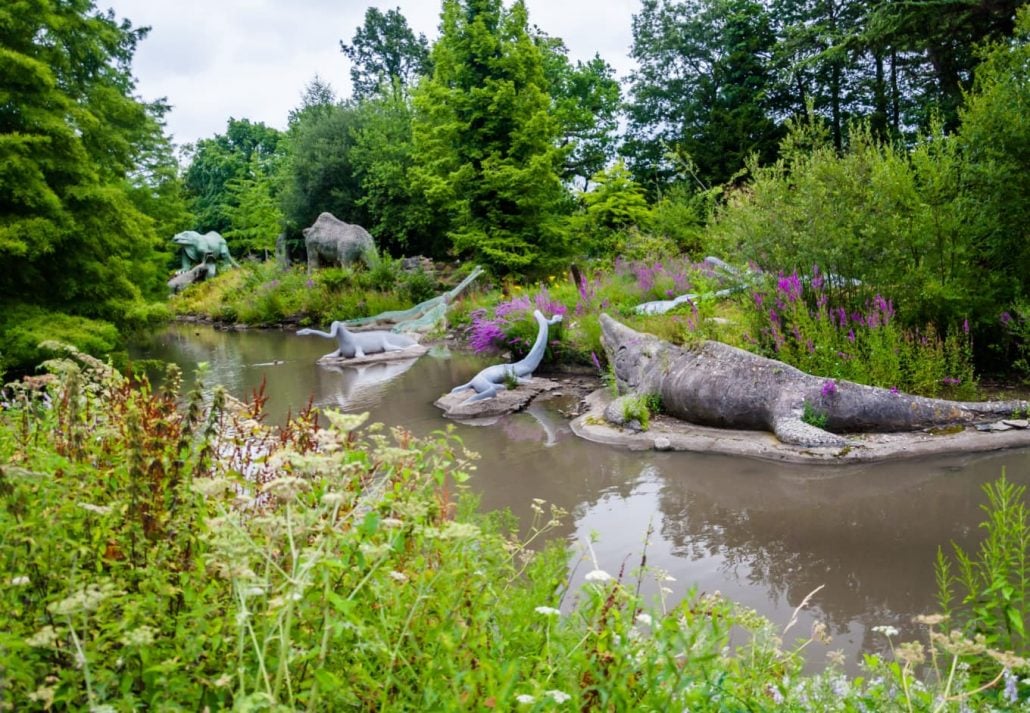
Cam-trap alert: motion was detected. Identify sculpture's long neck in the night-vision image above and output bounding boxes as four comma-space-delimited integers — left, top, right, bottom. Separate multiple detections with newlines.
444, 266, 483, 303
514, 312, 550, 376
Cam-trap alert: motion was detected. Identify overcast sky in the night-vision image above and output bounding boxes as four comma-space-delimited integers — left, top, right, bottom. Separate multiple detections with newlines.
100, 0, 640, 146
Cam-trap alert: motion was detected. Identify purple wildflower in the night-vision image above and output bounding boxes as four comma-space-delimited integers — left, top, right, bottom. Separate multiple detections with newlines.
962, 318, 969, 335
890, 386, 899, 395
468, 317, 506, 354
776, 272, 803, 303
847, 329, 856, 342
811, 265, 824, 292
821, 380, 838, 398
753, 292, 764, 308
1001, 311, 1013, 325
305, 278, 315, 289
1003, 669, 1018, 704
591, 351, 602, 373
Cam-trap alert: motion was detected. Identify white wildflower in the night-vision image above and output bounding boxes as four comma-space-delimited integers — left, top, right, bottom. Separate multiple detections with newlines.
515, 694, 535, 705
192, 477, 234, 497
321, 492, 347, 507
48, 582, 121, 616
77, 502, 111, 515
663, 574, 677, 582
636, 613, 653, 626
214, 674, 233, 688
10, 575, 30, 586
263, 477, 310, 501
381, 517, 404, 528
535, 606, 561, 617
241, 585, 266, 598
872, 625, 899, 638
388, 571, 409, 583
585, 569, 613, 582
323, 410, 369, 434
26, 626, 59, 648
546, 690, 572, 704
120, 625, 156, 647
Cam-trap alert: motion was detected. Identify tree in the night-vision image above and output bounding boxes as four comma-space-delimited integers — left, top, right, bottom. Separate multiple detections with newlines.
411, 0, 570, 274
279, 102, 365, 238
536, 35, 622, 188
340, 7, 430, 100
223, 155, 284, 258
625, 0, 784, 190
182, 118, 282, 236
0, 0, 171, 370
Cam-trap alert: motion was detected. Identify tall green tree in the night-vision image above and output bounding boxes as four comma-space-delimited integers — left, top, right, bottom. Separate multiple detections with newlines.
182, 118, 282, 236
625, 0, 784, 190
536, 35, 622, 188
340, 7, 430, 100
0, 0, 171, 370
223, 155, 284, 258
411, 0, 570, 274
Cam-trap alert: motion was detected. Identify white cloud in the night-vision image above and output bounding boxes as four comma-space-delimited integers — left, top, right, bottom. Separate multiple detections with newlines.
101, 0, 637, 145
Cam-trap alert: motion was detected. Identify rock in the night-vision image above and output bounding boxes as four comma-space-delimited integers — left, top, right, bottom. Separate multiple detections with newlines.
435, 378, 560, 419
653, 436, 672, 451
1003, 419, 1029, 429
990, 421, 1015, 432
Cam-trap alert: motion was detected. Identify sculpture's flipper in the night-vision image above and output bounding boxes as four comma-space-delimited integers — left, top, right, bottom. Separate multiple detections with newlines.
461, 384, 505, 405
772, 415, 847, 448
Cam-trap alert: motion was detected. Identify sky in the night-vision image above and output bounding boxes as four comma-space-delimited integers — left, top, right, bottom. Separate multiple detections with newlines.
100, 0, 640, 147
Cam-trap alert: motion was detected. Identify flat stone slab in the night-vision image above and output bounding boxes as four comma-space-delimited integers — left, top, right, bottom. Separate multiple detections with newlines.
435, 378, 561, 420
316, 344, 428, 367
571, 389, 1030, 464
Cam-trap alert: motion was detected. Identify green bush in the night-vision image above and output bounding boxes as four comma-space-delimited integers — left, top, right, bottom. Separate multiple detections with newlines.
0, 305, 121, 374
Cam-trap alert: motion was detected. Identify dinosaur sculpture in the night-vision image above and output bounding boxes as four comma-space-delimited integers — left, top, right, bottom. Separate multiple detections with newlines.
344, 266, 485, 333
303, 212, 376, 272
600, 313, 1028, 448
172, 231, 239, 274
451, 309, 562, 404
296, 322, 420, 360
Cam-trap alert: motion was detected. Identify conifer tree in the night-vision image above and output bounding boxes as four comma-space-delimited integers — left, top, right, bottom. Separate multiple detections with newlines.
411, 0, 570, 274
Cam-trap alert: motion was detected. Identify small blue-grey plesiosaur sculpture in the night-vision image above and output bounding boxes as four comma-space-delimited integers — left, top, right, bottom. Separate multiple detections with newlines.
451, 309, 562, 404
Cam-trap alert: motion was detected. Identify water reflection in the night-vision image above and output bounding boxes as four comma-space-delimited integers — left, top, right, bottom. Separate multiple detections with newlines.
132, 324, 1030, 670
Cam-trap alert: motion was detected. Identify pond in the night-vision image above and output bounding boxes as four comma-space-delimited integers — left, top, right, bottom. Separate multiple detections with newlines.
132, 323, 1030, 671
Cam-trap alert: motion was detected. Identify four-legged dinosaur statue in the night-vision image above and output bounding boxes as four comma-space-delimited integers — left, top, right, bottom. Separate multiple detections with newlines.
297, 322, 420, 359
451, 310, 562, 404
600, 313, 1027, 448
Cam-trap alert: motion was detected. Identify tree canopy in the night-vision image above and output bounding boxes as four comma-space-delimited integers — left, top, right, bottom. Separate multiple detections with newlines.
0, 0, 178, 371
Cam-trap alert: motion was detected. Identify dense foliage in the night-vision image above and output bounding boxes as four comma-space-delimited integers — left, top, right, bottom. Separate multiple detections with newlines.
2, 351, 1028, 709
0, 0, 183, 374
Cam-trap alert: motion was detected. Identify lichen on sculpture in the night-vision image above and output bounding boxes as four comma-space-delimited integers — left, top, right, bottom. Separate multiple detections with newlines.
172, 230, 239, 274
303, 212, 376, 272
599, 314, 1028, 448
450, 309, 562, 405
296, 321, 423, 361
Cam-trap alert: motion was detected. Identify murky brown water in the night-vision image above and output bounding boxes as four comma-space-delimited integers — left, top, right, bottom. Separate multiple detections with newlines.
133, 324, 1030, 670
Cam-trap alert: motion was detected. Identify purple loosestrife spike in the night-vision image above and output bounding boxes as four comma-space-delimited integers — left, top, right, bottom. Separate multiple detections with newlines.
847, 329, 856, 342
821, 379, 837, 398
1001, 311, 1013, 325
591, 351, 602, 372
962, 318, 969, 334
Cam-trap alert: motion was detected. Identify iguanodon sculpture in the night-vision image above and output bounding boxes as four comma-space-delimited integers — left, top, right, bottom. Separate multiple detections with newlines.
600, 314, 1028, 448
451, 309, 562, 404
172, 230, 239, 273
296, 322, 420, 359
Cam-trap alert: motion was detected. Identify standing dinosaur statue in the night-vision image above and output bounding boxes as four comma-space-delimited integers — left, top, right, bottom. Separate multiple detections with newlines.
451, 310, 562, 404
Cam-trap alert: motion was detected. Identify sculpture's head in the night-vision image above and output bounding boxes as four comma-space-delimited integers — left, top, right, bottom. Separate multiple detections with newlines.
172, 230, 201, 247
599, 314, 662, 392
